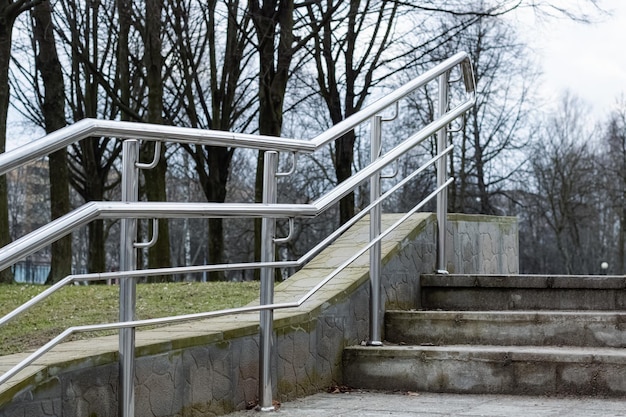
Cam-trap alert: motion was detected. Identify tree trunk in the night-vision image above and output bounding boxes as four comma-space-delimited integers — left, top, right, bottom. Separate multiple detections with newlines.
250, 0, 294, 280
87, 219, 105, 273
116, 0, 131, 121
32, 0, 71, 284
70, 141, 108, 274
334, 131, 356, 223
0, 6, 16, 283
143, 0, 171, 281
306, 0, 398, 225
206, 146, 232, 280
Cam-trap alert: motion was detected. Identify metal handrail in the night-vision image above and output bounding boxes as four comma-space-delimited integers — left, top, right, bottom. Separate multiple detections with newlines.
0, 51, 472, 176
0, 88, 472, 272
0, 52, 476, 414
0, 144, 453, 331
0, 173, 453, 387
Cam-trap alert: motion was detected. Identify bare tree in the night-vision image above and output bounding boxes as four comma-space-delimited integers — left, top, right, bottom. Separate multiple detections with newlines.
299, 0, 546, 224
60, 0, 124, 274
166, 0, 256, 280
138, 0, 172, 280
31, 0, 71, 284
601, 97, 626, 273
303, 0, 399, 224
248, 0, 299, 272
523, 93, 600, 274
448, 14, 537, 214
8, 0, 124, 275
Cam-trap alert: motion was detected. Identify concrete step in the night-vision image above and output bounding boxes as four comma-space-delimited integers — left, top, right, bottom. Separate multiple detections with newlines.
385, 310, 626, 348
342, 344, 626, 397
342, 274, 626, 397
421, 274, 626, 311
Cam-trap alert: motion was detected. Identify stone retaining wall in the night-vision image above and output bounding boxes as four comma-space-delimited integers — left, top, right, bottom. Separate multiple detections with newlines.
0, 213, 518, 417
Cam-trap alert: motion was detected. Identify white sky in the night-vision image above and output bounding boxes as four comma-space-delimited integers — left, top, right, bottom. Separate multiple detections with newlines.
519, 2, 626, 122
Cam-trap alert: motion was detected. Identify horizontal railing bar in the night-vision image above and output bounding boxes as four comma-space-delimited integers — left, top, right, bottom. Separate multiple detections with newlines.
0, 120, 314, 176
96, 202, 316, 218
0, 260, 300, 328
0, 202, 313, 271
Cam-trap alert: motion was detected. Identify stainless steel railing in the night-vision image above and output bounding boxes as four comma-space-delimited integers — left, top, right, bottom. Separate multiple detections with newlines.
0, 52, 473, 176
0, 84, 470, 271
0, 51, 475, 416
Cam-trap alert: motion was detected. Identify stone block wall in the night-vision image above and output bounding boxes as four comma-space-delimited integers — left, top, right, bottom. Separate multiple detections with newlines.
446, 214, 519, 274
0, 213, 518, 417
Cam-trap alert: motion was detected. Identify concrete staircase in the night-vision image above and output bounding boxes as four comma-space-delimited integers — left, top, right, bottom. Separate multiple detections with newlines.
343, 274, 626, 396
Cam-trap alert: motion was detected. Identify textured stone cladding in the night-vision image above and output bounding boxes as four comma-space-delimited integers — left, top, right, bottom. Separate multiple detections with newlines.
446, 214, 519, 275
0, 214, 518, 417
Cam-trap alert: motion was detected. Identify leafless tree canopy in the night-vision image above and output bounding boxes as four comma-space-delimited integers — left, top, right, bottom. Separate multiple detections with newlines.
1, 0, 619, 282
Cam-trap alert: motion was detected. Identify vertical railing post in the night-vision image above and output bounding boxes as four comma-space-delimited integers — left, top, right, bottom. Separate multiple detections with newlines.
119, 139, 139, 417
436, 72, 450, 274
368, 116, 384, 346
259, 150, 278, 411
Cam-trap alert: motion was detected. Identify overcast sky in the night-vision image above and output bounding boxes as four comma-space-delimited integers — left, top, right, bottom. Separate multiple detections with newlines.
520, 2, 626, 122
7, 2, 625, 151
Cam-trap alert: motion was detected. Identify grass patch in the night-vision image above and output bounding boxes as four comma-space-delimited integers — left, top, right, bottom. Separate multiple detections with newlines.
0, 281, 260, 356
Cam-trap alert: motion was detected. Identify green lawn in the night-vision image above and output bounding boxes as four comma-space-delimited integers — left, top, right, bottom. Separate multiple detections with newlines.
0, 281, 260, 356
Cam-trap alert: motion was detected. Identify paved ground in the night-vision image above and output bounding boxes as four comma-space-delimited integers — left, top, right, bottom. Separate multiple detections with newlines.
225, 390, 626, 416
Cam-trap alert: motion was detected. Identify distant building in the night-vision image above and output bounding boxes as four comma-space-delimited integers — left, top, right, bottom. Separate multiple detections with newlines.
6, 159, 51, 283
